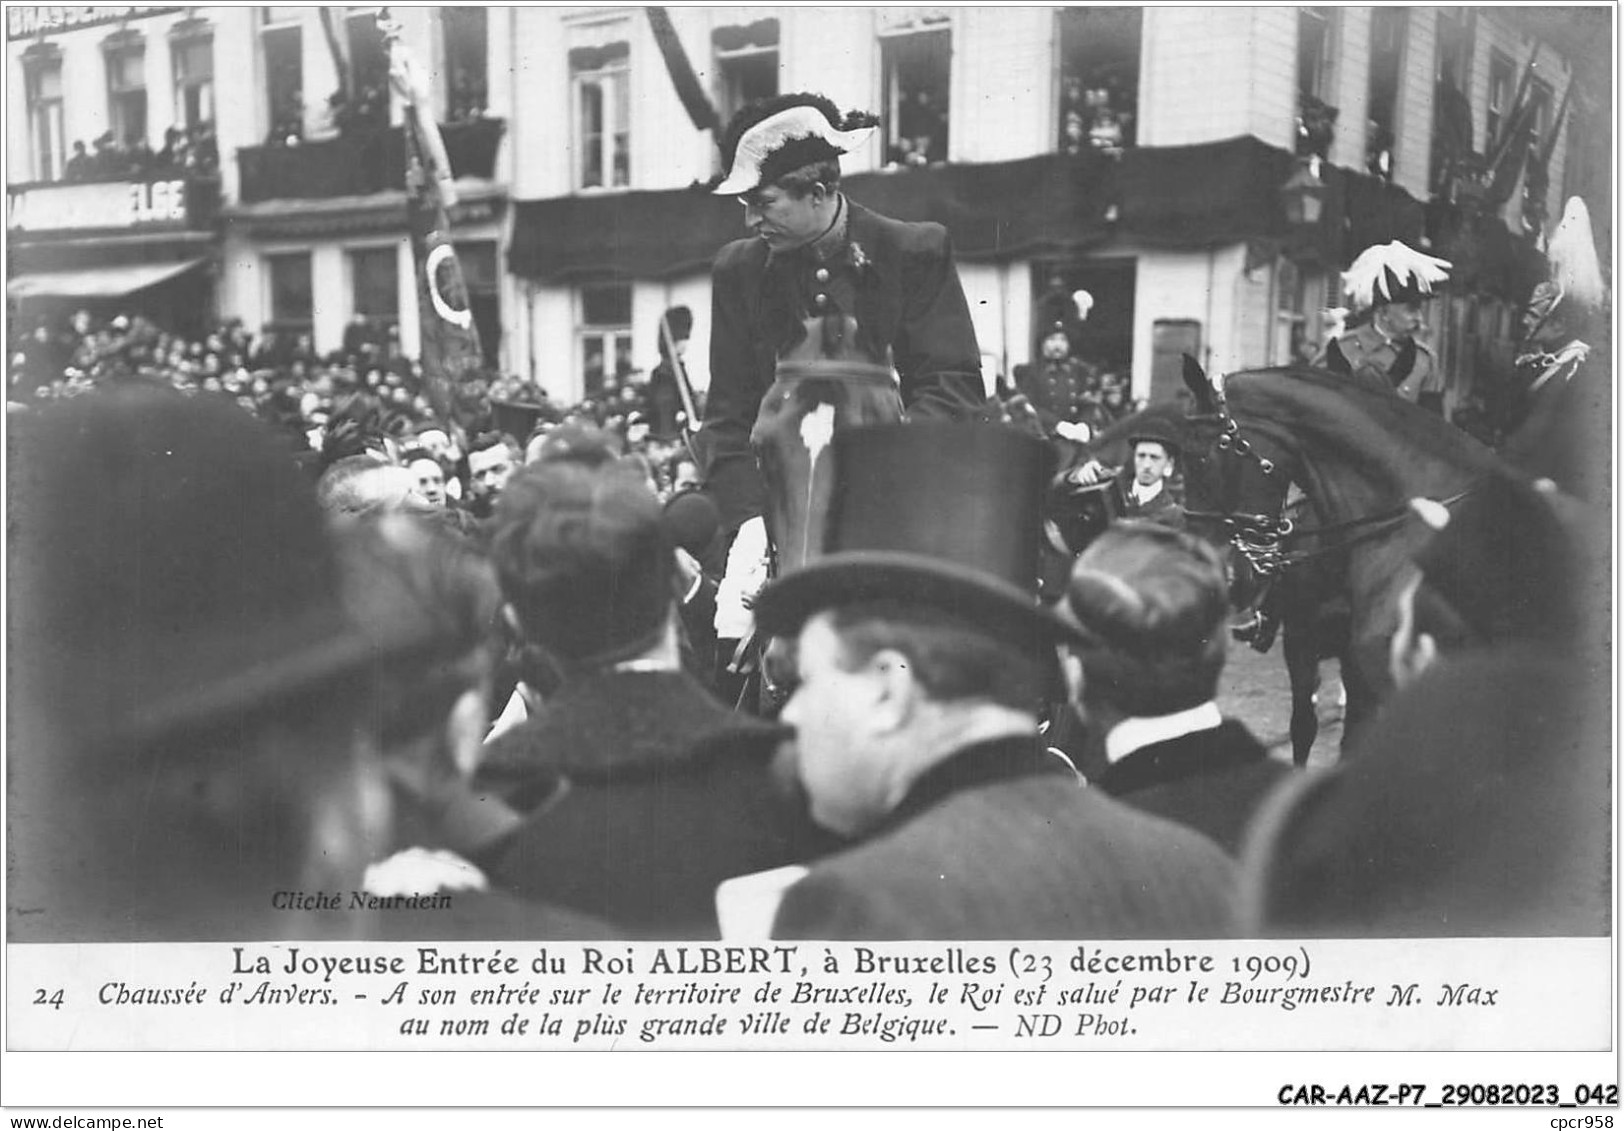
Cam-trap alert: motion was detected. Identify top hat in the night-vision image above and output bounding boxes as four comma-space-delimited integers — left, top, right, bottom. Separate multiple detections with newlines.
712, 93, 878, 196
10, 386, 437, 755
754, 423, 1078, 649
489, 397, 557, 444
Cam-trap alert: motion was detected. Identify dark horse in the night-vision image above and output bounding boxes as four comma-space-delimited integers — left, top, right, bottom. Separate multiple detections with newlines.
739, 314, 905, 707
1078, 360, 1506, 759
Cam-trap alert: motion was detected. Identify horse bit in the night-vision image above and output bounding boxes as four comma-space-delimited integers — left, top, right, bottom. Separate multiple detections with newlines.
1183, 386, 1294, 582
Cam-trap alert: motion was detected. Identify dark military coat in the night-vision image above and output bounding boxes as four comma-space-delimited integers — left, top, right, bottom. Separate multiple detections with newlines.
697, 197, 989, 533
1012, 357, 1102, 434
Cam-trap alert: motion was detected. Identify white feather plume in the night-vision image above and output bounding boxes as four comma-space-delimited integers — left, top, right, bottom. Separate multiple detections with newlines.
1546, 197, 1607, 313
1072, 290, 1095, 322
1342, 241, 1453, 310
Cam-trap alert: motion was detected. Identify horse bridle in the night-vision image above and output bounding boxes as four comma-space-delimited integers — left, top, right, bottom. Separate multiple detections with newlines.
1181, 386, 1295, 582
1183, 385, 1477, 582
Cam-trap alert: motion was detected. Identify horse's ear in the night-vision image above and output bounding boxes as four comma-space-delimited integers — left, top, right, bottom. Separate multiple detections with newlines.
1324, 337, 1352, 376
1182, 354, 1217, 414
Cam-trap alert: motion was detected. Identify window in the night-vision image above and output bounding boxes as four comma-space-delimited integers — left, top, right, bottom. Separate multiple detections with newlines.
1274, 259, 1326, 366
25, 54, 65, 182
343, 10, 391, 133
1365, 6, 1406, 181
1526, 78, 1555, 142
1297, 7, 1336, 100
881, 24, 951, 166
578, 284, 632, 396
1057, 7, 1140, 155
261, 19, 303, 144
571, 43, 630, 189
172, 34, 215, 129
713, 19, 779, 138
1431, 8, 1475, 193
106, 41, 148, 147
350, 246, 400, 334
1295, 7, 1338, 159
1485, 51, 1514, 153
443, 7, 488, 122
266, 252, 314, 334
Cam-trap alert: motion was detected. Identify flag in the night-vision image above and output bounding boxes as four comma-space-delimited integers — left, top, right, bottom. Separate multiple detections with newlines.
318, 8, 353, 104
647, 7, 720, 135
403, 104, 485, 428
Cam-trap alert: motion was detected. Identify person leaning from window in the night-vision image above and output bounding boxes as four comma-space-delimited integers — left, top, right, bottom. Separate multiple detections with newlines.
696, 92, 990, 538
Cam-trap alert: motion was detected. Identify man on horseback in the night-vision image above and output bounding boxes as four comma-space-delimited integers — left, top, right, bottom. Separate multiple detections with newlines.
1318, 240, 1452, 412
697, 93, 990, 537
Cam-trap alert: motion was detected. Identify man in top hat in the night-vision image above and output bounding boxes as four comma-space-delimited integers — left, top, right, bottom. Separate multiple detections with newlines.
474, 458, 833, 937
1318, 240, 1452, 411
752, 423, 1236, 939
7, 386, 603, 942
1240, 468, 1609, 937
1060, 524, 1289, 853
698, 92, 990, 535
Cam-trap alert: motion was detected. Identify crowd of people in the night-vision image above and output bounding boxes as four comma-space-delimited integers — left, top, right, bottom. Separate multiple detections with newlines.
60, 123, 220, 182
6, 308, 702, 506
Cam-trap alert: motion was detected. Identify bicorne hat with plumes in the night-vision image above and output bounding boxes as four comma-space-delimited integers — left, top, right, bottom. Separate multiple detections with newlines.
711, 93, 878, 196
1342, 241, 1452, 310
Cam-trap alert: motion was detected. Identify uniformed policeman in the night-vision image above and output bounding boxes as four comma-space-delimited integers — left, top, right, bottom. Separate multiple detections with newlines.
1013, 321, 1106, 441
1318, 240, 1452, 413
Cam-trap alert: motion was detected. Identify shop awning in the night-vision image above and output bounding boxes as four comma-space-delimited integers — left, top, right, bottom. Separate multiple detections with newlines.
6, 257, 206, 300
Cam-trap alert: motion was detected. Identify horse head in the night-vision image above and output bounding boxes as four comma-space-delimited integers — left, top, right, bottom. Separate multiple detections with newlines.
1172, 356, 1298, 630
750, 314, 904, 575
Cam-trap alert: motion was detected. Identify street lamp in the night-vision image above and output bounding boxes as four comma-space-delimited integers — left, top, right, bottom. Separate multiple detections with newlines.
1281, 155, 1327, 228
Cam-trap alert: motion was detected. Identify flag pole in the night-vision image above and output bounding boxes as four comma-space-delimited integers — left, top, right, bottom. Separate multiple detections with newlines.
659, 312, 701, 464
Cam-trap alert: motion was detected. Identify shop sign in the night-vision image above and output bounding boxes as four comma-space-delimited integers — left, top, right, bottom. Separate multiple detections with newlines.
7, 6, 180, 40
8, 178, 190, 233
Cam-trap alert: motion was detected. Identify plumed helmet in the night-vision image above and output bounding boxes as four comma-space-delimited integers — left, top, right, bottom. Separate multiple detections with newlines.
1342, 241, 1453, 310
712, 92, 878, 196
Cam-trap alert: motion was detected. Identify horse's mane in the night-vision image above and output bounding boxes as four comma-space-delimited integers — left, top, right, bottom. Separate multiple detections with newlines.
1219, 366, 1504, 485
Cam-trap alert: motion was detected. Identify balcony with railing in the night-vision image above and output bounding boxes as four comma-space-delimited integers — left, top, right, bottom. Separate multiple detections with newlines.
235, 117, 506, 204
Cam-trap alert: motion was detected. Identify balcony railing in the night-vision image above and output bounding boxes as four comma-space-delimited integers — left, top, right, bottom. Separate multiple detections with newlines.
236, 118, 505, 205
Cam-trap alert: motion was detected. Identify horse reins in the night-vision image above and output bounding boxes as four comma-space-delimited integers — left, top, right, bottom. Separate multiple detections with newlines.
1183, 385, 1478, 581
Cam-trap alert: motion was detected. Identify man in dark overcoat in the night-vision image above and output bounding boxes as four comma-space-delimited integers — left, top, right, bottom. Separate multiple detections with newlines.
752, 423, 1236, 940
1060, 523, 1289, 853
697, 92, 990, 535
475, 458, 836, 937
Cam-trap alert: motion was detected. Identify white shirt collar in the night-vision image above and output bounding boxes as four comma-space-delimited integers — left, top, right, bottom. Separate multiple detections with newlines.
1105, 701, 1223, 763
1129, 478, 1164, 504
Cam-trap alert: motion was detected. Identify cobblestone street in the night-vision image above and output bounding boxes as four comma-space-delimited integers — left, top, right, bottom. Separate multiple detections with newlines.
1218, 639, 1347, 770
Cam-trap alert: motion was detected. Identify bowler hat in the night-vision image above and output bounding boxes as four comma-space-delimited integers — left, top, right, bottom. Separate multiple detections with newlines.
1061, 524, 1228, 656
754, 423, 1077, 648
10, 386, 436, 754
1126, 417, 1182, 457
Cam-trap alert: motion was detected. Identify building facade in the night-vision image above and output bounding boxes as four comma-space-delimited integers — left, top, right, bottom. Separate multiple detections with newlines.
8, 6, 1605, 416
505, 5, 1599, 413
